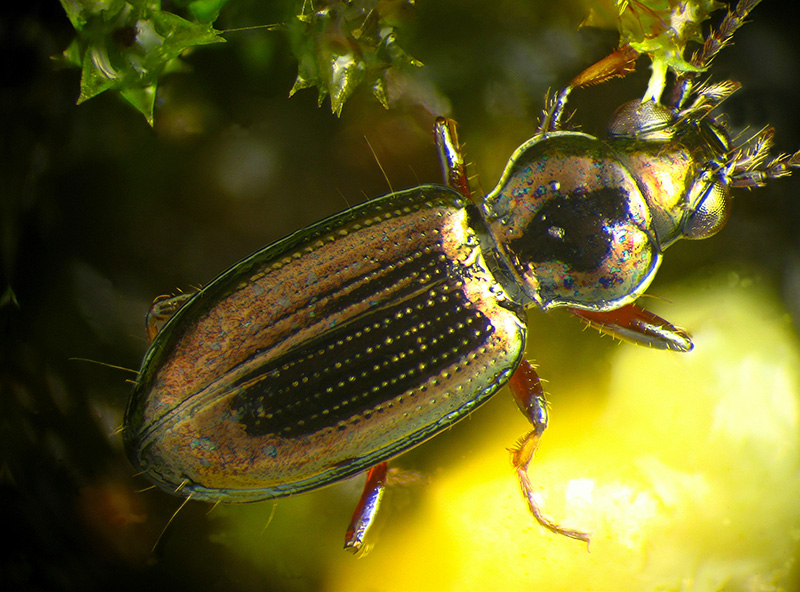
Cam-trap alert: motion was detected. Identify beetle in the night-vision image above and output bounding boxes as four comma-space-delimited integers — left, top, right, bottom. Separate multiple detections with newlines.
124, 0, 799, 552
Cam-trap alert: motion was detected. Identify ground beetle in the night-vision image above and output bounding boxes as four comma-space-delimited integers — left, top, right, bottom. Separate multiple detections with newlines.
124, 0, 800, 551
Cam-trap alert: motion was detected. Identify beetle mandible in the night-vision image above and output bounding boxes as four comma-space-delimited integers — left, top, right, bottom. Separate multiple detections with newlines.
124, 0, 800, 551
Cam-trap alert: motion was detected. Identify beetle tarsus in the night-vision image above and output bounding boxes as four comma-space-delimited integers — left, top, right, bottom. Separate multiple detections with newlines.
539, 45, 640, 135
514, 463, 591, 547
568, 44, 639, 90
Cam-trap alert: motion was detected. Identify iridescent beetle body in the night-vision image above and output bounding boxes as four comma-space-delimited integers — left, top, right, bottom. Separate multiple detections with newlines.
127, 187, 527, 500
124, 0, 799, 551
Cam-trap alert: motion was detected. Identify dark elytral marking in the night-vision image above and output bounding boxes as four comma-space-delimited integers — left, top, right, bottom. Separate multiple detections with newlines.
230, 284, 495, 438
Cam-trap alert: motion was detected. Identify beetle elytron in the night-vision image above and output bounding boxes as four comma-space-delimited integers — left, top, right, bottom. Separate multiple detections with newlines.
124, 0, 799, 551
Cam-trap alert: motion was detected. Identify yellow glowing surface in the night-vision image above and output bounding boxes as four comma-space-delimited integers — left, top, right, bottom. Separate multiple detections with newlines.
328, 274, 800, 591
215, 272, 800, 591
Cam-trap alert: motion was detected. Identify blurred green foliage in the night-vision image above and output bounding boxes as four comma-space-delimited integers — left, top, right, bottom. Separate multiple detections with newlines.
58, 0, 735, 124
287, 0, 422, 116
59, 0, 226, 124
588, 0, 726, 100
58, 0, 424, 122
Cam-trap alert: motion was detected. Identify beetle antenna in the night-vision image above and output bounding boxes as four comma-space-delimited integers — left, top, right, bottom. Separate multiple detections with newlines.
731, 127, 774, 171
691, 0, 758, 70
678, 79, 740, 119
672, 0, 761, 109
537, 88, 572, 134
727, 127, 800, 188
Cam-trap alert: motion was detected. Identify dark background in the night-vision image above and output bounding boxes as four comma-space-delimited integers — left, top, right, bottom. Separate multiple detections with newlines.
5, 1, 800, 590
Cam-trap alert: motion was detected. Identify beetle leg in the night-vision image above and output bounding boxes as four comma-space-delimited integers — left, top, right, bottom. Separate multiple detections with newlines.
508, 360, 591, 545
344, 461, 389, 553
568, 302, 693, 352
538, 45, 640, 134
145, 292, 194, 342
536, 88, 573, 135
434, 117, 472, 199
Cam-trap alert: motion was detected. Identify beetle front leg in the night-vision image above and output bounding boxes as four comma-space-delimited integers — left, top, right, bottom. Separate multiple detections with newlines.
568, 302, 693, 352
538, 45, 640, 134
344, 461, 389, 553
434, 117, 472, 199
508, 360, 591, 545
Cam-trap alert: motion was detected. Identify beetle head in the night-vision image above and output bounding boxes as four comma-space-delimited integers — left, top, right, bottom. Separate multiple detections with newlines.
607, 99, 734, 250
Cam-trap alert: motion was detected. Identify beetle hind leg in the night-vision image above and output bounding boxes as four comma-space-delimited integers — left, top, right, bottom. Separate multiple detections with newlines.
145, 292, 195, 341
508, 360, 591, 545
344, 462, 389, 553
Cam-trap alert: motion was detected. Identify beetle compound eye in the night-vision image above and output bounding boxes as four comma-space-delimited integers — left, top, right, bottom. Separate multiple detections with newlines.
607, 100, 676, 141
683, 180, 730, 240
